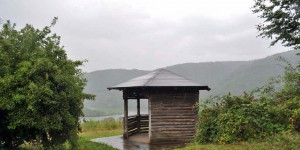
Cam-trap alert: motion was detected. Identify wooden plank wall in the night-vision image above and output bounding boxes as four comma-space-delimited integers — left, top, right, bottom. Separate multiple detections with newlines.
149, 91, 199, 144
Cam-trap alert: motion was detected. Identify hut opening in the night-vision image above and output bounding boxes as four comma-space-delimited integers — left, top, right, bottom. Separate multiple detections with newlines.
108, 69, 210, 144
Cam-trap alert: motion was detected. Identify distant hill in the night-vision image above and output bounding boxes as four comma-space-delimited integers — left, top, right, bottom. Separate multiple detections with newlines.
83, 50, 299, 116
83, 69, 148, 115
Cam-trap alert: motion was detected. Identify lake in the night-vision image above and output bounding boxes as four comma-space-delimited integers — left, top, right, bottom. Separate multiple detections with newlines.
81, 112, 148, 122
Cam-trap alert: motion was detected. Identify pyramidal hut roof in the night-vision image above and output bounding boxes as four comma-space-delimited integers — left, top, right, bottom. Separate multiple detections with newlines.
107, 69, 210, 90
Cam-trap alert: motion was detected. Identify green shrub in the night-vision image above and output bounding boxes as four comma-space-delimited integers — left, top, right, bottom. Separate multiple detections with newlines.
283, 98, 300, 131
196, 59, 300, 144
196, 93, 289, 144
276, 62, 300, 131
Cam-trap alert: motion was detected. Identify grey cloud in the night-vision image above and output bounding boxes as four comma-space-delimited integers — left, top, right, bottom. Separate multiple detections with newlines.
0, 0, 289, 72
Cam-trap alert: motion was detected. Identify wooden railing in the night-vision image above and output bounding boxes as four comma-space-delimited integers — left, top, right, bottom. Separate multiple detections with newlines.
127, 114, 149, 136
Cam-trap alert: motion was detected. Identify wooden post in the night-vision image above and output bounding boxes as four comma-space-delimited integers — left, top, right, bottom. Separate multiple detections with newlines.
148, 98, 151, 140
195, 91, 200, 133
137, 97, 140, 133
123, 97, 128, 138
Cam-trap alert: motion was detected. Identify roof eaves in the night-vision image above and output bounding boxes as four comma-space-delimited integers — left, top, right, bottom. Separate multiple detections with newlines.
108, 85, 211, 91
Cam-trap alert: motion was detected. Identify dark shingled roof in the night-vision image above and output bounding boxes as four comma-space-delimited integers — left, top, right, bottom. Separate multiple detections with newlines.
107, 69, 210, 90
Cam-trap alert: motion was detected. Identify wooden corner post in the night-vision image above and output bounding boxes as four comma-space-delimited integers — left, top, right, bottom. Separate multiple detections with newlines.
123, 97, 128, 138
137, 97, 141, 133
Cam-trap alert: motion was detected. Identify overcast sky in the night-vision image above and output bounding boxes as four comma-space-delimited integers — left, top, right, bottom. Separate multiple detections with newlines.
0, 0, 290, 72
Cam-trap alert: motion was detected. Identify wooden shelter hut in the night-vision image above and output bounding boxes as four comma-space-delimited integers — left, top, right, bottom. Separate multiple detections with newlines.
108, 69, 210, 144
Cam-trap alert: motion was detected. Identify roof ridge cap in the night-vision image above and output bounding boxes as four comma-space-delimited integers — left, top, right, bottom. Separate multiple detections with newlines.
143, 69, 163, 86
163, 69, 199, 84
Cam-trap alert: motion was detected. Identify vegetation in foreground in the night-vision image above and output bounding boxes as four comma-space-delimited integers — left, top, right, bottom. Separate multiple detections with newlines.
21, 118, 300, 150
193, 59, 299, 145
179, 57, 300, 149
0, 19, 95, 149
21, 118, 122, 150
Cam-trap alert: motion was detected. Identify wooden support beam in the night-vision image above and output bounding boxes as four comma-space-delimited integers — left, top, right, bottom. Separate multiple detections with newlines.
148, 98, 152, 139
137, 97, 140, 133
123, 97, 128, 138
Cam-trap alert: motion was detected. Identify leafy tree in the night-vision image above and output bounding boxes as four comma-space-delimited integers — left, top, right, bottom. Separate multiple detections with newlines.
252, 0, 300, 50
0, 19, 94, 148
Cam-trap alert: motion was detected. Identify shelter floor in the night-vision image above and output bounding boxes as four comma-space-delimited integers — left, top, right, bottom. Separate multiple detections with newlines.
91, 133, 182, 150
128, 133, 150, 144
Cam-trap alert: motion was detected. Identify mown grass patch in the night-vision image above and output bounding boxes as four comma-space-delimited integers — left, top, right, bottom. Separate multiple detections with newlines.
179, 131, 300, 150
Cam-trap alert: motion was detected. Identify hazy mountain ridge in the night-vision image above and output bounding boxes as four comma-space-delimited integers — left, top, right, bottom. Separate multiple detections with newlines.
83, 69, 148, 114
83, 51, 299, 115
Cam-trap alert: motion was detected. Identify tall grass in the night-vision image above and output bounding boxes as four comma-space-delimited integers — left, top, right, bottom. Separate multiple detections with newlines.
78, 118, 122, 150
81, 117, 122, 132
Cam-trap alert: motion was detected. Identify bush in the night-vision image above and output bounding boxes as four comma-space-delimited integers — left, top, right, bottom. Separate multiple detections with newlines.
277, 61, 300, 131
196, 58, 300, 144
196, 93, 289, 144
0, 19, 94, 149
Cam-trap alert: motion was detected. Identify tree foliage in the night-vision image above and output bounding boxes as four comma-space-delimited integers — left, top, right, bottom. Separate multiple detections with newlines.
0, 19, 94, 148
252, 0, 300, 49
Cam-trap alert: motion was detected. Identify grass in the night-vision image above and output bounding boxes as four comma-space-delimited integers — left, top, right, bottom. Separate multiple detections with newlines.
78, 118, 122, 150
19, 118, 300, 150
20, 118, 122, 150
81, 118, 122, 131
78, 129, 121, 150
178, 131, 300, 150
